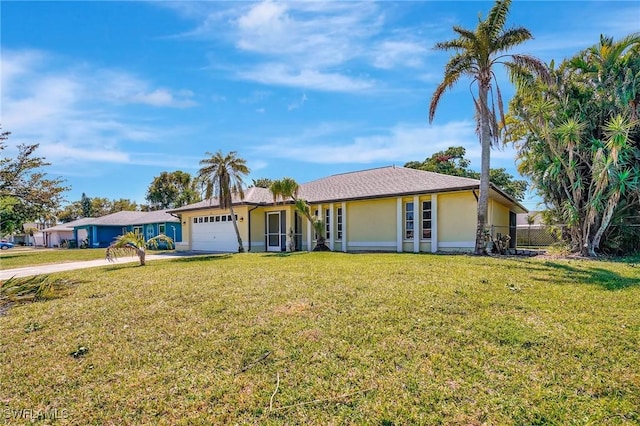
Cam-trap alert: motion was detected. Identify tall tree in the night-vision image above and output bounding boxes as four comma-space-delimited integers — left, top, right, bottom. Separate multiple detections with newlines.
80, 192, 92, 217
428, 0, 549, 254
197, 151, 249, 253
146, 171, 201, 210
405, 146, 528, 201
506, 33, 640, 255
0, 129, 68, 233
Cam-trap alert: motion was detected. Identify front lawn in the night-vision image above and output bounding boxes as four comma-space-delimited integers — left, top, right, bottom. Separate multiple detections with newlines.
0, 253, 638, 424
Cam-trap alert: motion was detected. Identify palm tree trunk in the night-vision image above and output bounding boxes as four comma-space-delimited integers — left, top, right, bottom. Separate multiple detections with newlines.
137, 247, 146, 266
229, 204, 245, 253
475, 83, 492, 255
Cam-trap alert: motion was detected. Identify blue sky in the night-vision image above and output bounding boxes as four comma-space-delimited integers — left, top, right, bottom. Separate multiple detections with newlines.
2, 1, 638, 209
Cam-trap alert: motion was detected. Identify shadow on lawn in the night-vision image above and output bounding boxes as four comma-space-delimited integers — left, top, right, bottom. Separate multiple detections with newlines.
172, 254, 233, 263
539, 261, 639, 290
261, 252, 308, 258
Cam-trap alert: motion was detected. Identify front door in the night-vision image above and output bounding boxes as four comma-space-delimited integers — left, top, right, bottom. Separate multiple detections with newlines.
267, 212, 281, 252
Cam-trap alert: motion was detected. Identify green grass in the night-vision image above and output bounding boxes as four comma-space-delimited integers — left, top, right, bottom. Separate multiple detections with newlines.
0, 248, 173, 269
1, 253, 639, 424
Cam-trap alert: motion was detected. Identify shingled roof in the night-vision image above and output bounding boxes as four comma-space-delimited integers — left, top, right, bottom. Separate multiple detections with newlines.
42, 217, 96, 232
170, 186, 273, 212
74, 210, 179, 226
298, 166, 480, 203
170, 166, 527, 213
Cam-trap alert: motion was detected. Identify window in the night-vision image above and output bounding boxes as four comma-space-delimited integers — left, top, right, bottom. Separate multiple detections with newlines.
122, 227, 127, 234
215, 216, 221, 222
198, 217, 203, 223
193, 218, 198, 224
159, 224, 166, 235
336, 207, 343, 240
222, 215, 227, 222
204, 216, 209, 223
133, 226, 143, 235
422, 201, 432, 239
325, 209, 331, 239
405, 202, 414, 239
210, 216, 215, 222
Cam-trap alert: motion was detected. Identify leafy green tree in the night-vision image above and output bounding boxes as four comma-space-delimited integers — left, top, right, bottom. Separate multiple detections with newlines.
269, 177, 328, 251
0, 129, 68, 234
428, 0, 549, 254
110, 198, 138, 213
90, 197, 112, 217
105, 231, 173, 266
506, 32, 640, 255
146, 171, 201, 210
197, 151, 249, 253
57, 202, 82, 223
405, 146, 528, 201
251, 178, 273, 188
80, 192, 92, 217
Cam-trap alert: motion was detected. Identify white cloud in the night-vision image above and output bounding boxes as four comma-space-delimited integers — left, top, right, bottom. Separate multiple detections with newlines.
238, 64, 374, 92
252, 120, 521, 172
1, 49, 199, 171
95, 71, 197, 108
163, 1, 430, 92
372, 41, 427, 69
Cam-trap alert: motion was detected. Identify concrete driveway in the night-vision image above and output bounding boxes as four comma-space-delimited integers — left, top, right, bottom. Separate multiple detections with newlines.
0, 252, 210, 280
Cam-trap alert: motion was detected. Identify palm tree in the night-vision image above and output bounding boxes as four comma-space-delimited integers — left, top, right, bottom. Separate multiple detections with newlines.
429, 0, 549, 255
197, 151, 250, 253
269, 177, 328, 251
105, 231, 173, 266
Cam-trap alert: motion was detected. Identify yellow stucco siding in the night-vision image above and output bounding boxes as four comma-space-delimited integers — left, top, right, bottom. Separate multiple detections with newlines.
345, 198, 397, 244
489, 200, 511, 237
438, 192, 477, 244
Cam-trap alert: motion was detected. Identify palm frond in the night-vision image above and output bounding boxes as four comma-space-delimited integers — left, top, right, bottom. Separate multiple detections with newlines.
494, 27, 533, 52
486, 0, 512, 40
451, 25, 478, 44
430, 54, 474, 122
510, 54, 551, 84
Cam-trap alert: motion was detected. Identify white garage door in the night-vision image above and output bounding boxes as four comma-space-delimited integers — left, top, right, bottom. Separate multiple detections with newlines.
191, 215, 237, 252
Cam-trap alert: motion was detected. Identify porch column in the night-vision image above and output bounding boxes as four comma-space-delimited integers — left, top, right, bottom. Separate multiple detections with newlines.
306, 210, 312, 252
413, 195, 420, 253
341, 202, 347, 253
396, 198, 403, 253
285, 207, 292, 252
431, 194, 438, 253
92, 226, 98, 247
328, 203, 334, 251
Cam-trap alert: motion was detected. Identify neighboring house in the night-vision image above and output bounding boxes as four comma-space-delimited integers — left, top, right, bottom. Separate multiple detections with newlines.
12, 222, 46, 246
71, 210, 182, 248
42, 217, 95, 248
170, 166, 527, 253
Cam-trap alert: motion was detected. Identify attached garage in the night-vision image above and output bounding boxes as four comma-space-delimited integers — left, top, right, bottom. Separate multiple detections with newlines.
191, 214, 237, 252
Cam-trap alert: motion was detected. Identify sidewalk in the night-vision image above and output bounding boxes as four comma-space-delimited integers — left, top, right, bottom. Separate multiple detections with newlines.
0, 253, 179, 280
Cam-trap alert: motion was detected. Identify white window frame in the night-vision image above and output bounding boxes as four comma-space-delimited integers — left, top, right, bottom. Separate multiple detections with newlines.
336, 207, 343, 240
159, 224, 166, 235
133, 226, 143, 235
325, 209, 331, 240
404, 202, 414, 240
421, 201, 432, 240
